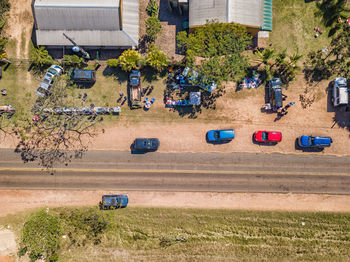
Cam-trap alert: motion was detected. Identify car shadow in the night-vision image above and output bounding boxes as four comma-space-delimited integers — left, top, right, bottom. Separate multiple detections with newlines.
130, 144, 147, 154
294, 138, 324, 152
205, 136, 232, 145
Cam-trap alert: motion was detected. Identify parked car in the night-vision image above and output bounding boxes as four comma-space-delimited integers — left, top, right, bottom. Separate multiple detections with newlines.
99, 194, 128, 210
298, 135, 332, 148
207, 129, 235, 143
253, 131, 282, 143
36, 65, 63, 97
70, 69, 96, 82
132, 138, 159, 152
267, 78, 283, 111
332, 77, 348, 108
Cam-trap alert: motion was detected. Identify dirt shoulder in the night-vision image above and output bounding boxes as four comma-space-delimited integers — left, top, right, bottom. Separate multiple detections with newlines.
1, 190, 350, 218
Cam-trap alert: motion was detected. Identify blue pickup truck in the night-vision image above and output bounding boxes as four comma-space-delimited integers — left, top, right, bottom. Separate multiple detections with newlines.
99, 194, 129, 210
298, 135, 332, 148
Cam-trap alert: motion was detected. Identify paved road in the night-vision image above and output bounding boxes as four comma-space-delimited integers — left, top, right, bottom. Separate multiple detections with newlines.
0, 149, 350, 194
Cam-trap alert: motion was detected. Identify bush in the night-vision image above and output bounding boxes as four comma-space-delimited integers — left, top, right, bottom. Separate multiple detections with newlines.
146, 44, 170, 71
118, 49, 144, 71
146, 0, 159, 17
146, 16, 162, 41
29, 46, 55, 69
106, 58, 119, 67
61, 55, 85, 69
20, 210, 61, 261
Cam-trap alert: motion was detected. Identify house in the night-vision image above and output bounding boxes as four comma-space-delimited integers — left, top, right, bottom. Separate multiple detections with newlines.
31, 0, 139, 49
171, 0, 272, 35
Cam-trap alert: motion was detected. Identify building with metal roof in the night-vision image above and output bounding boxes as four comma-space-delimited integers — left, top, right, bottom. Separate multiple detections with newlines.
189, 0, 272, 34
32, 0, 139, 48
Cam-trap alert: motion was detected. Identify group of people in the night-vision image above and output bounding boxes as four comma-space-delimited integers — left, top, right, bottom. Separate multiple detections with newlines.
275, 102, 295, 122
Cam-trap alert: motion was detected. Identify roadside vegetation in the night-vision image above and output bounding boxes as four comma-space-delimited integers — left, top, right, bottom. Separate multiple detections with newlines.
1, 207, 350, 261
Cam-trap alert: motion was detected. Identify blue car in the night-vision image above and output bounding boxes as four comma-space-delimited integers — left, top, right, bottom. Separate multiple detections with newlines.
99, 194, 129, 210
298, 135, 332, 148
207, 129, 235, 143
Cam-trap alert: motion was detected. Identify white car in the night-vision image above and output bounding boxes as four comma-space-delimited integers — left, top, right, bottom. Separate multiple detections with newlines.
36, 65, 63, 97
332, 77, 348, 107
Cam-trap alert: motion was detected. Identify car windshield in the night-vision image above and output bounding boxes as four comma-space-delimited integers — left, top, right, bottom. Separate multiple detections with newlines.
213, 131, 220, 140
48, 68, 58, 75
262, 132, 268, 141
309, 137, 314, 146
130, 77, 139, 85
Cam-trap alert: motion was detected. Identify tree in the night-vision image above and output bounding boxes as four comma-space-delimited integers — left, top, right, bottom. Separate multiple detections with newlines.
177, 21, 251, 58
146, 0, 159, 17
146, 16, 162, 41
146, 44, 170, 71
304, 22, 349, 82
117, 49, 144, 71
315, 0, 350, 31
15, 77, 101, 171
29, 46, 55, 69
106, 58, 119, 67
20, 210, 61, 261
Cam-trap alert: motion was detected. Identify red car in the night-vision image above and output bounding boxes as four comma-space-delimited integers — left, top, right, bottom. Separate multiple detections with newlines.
253, 131, 282, 143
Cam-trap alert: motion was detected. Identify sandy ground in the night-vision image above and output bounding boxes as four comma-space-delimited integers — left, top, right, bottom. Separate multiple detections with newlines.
5, 0, 32, 59
1, 190, 350, 219
0, 228, 16, 261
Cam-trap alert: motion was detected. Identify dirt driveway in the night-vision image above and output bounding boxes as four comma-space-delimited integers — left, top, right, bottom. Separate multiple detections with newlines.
1, 190, 350, 218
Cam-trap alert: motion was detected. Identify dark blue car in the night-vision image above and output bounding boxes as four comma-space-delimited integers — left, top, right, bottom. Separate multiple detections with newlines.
207, 129, 235, 143
99, 194, 129, 210
298, 135, 332, 148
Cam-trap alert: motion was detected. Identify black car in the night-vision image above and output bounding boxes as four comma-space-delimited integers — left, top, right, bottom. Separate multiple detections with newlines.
133, 138, 159, 152
268, 78, 283, 110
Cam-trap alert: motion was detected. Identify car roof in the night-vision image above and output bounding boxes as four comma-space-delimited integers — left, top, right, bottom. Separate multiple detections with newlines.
218, 129, 235, 139
268, 131, 282, 140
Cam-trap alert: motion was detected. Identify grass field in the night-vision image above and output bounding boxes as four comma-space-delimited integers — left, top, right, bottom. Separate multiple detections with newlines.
269, 0, 331, 58
2, 207, 350, 261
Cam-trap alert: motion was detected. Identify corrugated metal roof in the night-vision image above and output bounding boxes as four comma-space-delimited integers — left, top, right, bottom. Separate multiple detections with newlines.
36, 30, 135, 47
34, 0, 119, 8
189, 0, 264, 28
122, 0, 139, 46
34, 5, 120, 30
33, 0, 139, 47
189, 0, 227, 27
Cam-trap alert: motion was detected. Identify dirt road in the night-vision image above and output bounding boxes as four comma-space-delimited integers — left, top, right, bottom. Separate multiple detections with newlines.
1, 190, 350, 218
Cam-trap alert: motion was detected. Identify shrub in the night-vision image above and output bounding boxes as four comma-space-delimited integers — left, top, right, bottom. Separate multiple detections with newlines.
146, 0, 159, 17
118, 49, 144, 71
29, 46, 55, 69
61, 55, 85, 69
20, 210, 61, 261
146, 44, 170, 71
146, 16, 162, 41
106, 58, 119, 67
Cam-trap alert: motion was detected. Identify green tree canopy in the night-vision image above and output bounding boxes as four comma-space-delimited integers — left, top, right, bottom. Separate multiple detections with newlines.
177, 21, 252, 58
146, 44, 170, 71
117, 49, 144, 71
